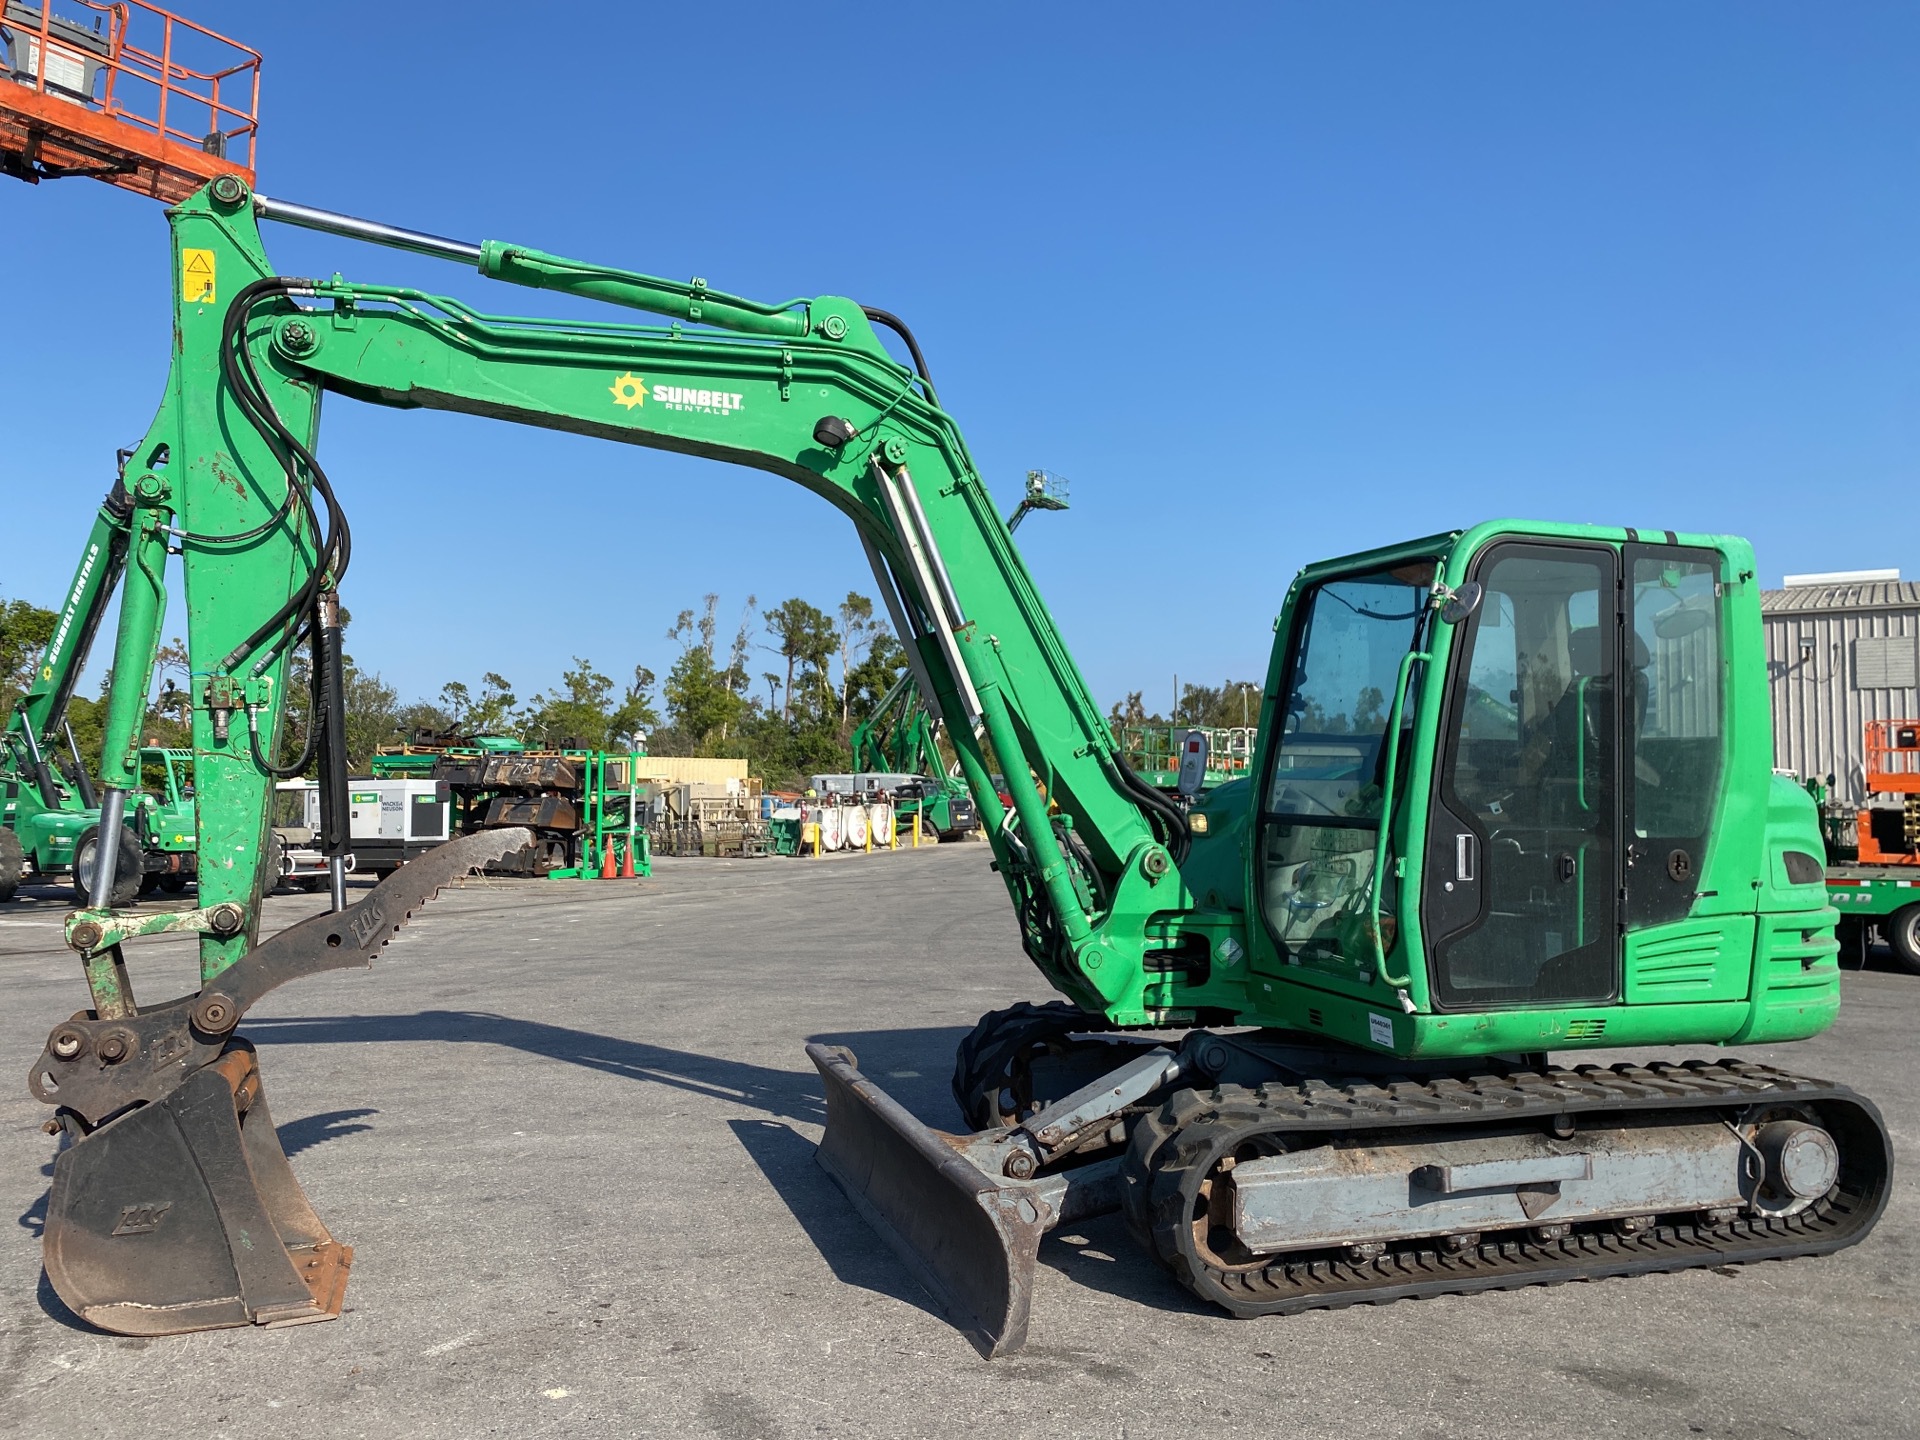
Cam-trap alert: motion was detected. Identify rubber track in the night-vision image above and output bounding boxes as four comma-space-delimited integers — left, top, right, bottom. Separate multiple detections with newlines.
950, 1001, 1115, 1130
1121, 1058, 1893, 1318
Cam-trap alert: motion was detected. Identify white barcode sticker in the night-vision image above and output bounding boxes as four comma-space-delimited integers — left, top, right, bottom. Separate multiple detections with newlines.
1369, 1012, 1394, 1047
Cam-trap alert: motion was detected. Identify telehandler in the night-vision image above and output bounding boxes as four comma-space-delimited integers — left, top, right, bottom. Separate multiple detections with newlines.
0, 480, 198, 904
25, 179, 1889, 1356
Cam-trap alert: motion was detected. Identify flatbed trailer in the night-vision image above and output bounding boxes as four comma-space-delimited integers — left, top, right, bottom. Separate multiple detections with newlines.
1824, 865, 1920, 972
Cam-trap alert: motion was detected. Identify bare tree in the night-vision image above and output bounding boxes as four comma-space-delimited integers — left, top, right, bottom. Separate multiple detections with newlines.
836, 591, 882, 725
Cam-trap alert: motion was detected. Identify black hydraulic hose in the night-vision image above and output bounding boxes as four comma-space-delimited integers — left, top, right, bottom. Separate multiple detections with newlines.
170, 474, 303, 547
860, 306, 936, 397
214, 279, 356, 677
858, 301, 1179, 869
216, 280, 333, 669
247, 616, 324, 779
1121, 761, 1192, 864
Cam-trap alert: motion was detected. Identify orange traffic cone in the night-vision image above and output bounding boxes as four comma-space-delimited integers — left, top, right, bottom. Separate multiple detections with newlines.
600, 839, 617, 878
619, 841, 636, 879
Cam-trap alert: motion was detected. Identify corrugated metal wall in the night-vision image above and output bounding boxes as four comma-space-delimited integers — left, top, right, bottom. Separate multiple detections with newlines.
1765, 600, 1920, 802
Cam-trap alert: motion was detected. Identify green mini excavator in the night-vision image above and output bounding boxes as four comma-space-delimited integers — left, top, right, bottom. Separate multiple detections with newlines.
26, 179, 1889, 1354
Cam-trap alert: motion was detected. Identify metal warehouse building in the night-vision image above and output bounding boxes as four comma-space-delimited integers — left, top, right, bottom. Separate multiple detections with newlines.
1763, 568, 1920, 803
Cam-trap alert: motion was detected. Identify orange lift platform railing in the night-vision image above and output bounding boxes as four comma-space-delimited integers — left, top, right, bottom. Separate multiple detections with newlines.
0, 0, 257, 203
1855, 719, 1920, 865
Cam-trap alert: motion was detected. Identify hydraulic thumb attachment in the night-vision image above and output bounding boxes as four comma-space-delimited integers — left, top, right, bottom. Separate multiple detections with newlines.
31, 828, 530, 1336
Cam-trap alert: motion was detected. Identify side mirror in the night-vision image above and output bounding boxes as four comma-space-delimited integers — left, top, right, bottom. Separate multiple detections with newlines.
1177, 730, 1210, 798
1440, 581, 1484, 625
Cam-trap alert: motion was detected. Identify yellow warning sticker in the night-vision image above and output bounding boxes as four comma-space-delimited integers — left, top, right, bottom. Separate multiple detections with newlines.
182, 247, 216, 304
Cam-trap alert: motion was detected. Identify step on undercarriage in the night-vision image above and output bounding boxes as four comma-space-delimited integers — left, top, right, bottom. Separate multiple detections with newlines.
811, 1005, 1893, 1358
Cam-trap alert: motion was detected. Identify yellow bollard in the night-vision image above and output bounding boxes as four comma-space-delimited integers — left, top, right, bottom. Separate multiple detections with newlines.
807, 820, 820, 858
864, 811, 872, 853
889, 805, 897, 850
913, 809, 922, 848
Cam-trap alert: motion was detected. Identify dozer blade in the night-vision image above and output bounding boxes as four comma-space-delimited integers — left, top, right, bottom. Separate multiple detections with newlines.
807, 1043, 1049, 1359
45, 1046, 351, 1335
34, 828, 531, 1336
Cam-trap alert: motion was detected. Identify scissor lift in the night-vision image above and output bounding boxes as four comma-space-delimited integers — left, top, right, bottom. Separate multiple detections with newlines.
1853, 718, 1920, 864
0, 0, 256, 203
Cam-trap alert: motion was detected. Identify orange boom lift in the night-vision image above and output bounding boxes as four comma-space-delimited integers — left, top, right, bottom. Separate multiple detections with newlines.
0, 0, 256, 203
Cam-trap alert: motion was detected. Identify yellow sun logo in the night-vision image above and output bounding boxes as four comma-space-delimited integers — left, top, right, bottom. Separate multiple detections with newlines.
610, 373, 648, 409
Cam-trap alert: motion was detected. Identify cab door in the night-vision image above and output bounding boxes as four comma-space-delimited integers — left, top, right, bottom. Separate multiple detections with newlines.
1423, 543, 1620, 1008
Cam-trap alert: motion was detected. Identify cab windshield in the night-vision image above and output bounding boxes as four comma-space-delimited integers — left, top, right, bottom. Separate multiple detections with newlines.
1260, 561, 1435, 965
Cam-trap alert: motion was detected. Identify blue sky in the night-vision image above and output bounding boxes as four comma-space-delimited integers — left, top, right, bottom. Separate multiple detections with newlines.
5, 2, 1916, 715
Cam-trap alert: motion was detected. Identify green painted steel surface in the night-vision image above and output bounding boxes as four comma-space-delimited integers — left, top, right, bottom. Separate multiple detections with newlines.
1825, 869, 1920, 919
76, 181, 1835, 1057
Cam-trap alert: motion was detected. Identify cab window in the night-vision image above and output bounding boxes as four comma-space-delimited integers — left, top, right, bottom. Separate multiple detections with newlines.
1260, 562, 1434, 966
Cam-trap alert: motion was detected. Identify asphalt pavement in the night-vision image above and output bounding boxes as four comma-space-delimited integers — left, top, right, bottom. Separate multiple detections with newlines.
0, 843, 1912, 1439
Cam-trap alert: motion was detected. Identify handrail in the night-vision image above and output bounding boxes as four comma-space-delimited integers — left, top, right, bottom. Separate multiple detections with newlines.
1369, 648, 1430, 992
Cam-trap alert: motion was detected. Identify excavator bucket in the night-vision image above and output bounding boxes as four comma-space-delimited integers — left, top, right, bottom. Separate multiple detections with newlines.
807, 1043, 1049, 1359
33, 828, 529, 1337
44, 1045, 350, 1335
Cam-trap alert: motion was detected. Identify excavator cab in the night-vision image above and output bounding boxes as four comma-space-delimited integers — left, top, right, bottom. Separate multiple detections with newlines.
1250, 526, 1782, 1035
817, 522, 1884, 1358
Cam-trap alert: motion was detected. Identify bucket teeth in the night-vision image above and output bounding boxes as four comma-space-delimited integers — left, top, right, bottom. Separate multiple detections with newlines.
807, 1043, 1050, 1359
43, 1044, 352, 1336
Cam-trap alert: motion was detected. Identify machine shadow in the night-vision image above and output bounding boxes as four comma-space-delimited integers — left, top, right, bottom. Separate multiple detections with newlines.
276, 1108, 378, 1159
244, 1012, 972, 1129
244, 1013, 1201, 1320
19, 1161, 90, 1330
727, 1118, 947, 1323
241, 1012, 981, 1322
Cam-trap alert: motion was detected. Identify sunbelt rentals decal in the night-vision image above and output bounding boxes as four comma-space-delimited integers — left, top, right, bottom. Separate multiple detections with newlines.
610, 373, 744, 416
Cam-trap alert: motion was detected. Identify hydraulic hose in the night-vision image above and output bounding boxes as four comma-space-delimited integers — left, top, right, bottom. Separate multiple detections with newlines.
861, 306, 937, 400
215, 278, 352, 676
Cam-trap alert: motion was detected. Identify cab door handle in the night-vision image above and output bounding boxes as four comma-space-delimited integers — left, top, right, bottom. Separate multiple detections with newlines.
1455, 832, 1476, 882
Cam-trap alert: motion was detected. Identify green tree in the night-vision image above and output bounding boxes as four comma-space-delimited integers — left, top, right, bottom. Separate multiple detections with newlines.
342, 664, 402, 767
440, 672, 518, 735
0, 596, 56, 727
664, 645, 741, 748
844, 631, 906, 722
761, 596, 837, 724
608, 664, 660, 749
724, 595, 758, 702
522, 657, 618, 749
1173, 677, 1264, 729
394, 699, 455, 739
